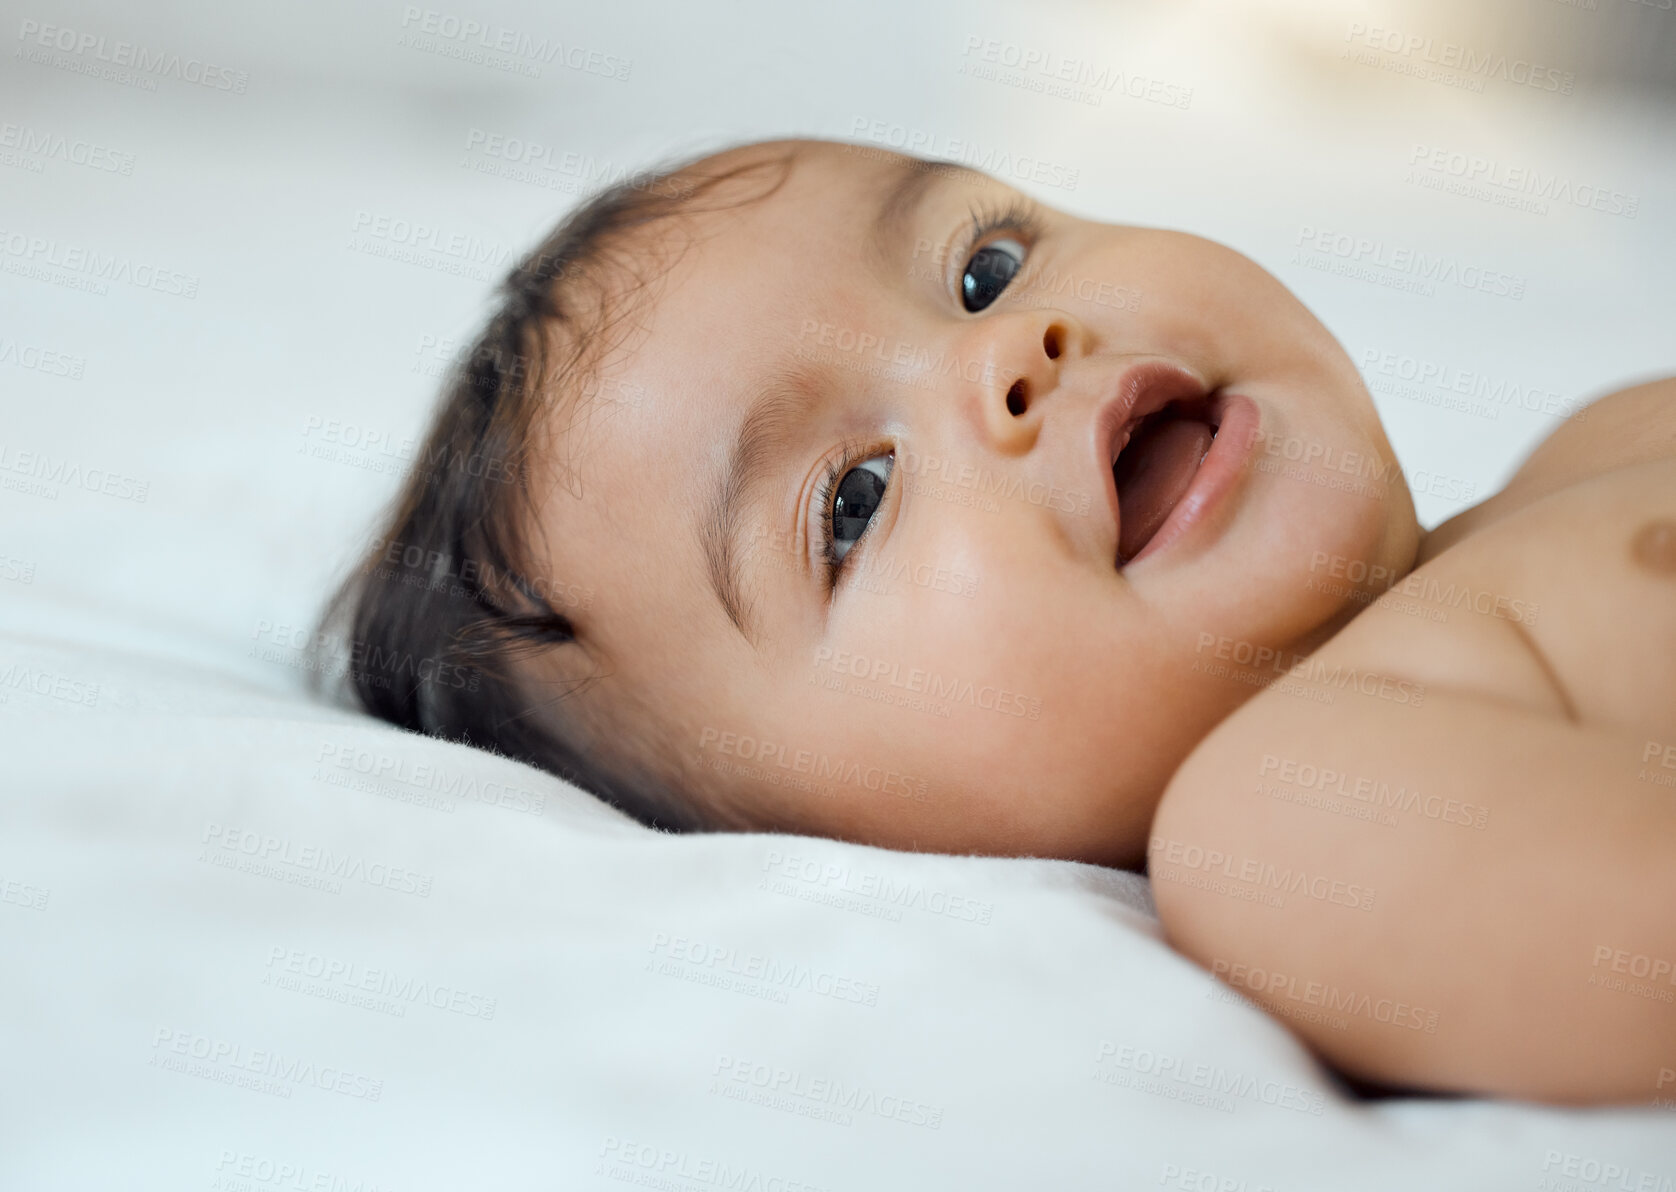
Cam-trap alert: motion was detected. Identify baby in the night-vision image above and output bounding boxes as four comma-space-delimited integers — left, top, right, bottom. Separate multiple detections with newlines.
321, 137, 1676, 1108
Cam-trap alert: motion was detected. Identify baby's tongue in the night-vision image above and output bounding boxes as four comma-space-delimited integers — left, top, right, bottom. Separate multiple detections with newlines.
1114, 416, 1215, 562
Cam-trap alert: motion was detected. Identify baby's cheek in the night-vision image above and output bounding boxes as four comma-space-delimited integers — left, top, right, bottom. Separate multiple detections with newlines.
777, 632, 1158, 861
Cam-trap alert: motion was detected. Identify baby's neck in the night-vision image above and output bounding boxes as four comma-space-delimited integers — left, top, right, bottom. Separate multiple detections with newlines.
1295, 510, 1435, 659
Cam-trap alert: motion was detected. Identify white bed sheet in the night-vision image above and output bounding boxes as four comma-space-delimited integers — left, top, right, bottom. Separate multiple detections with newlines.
5, 635, 1674, 1190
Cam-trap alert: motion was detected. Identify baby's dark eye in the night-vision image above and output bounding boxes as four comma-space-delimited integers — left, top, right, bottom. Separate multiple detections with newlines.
829, 455, 892, 565
962, 236, 1027, 312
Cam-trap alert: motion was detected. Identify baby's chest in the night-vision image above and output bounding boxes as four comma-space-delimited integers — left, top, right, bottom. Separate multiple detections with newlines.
1300, 458, 1676, 748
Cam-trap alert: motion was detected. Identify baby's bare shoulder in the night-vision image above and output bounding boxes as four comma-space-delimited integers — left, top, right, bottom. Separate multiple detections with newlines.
1326, 449, 1676, 738
1420, 374, 1676, 564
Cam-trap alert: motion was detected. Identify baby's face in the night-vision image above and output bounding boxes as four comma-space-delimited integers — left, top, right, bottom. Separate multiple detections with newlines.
529, 139, 1417, 867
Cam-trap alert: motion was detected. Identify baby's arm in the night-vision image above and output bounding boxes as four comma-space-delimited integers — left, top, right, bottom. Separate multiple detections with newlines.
1149, 670, 1676, 1103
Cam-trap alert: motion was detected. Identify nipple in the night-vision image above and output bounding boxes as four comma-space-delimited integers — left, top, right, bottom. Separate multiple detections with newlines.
1631, 519, 1676, 574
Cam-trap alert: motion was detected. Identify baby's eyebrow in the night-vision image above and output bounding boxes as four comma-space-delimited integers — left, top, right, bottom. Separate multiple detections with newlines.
701, 360, 825, 649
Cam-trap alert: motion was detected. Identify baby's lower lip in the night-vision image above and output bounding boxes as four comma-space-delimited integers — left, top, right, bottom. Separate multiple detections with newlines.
1122, 391, 1259, 569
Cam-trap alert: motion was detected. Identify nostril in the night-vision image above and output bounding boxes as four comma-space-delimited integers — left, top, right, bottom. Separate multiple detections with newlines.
1006, 380, 1028, 417
1043, 326, 1062, 360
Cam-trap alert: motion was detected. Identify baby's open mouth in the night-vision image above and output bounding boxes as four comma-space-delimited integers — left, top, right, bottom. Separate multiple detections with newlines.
1112, 394, 1222, 565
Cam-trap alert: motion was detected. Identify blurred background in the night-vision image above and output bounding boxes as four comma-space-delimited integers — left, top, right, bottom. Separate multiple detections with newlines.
2, 0, 1672, 689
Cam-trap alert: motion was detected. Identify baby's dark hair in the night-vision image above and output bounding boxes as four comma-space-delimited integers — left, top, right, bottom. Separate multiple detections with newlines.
313, 139, 799, 832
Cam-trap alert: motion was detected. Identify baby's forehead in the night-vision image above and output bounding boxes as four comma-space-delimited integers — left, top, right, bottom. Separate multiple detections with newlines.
668, 141, 996, 268
587, 154, 898, 359
638, 146, 989, 330
526, 150, 907, 607
560, 143, 1007, 478
539, 142, 991, 505
692, 142, 907, 242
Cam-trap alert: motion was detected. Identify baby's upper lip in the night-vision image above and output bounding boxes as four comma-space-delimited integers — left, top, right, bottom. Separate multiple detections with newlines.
1093, 359, 1213, 565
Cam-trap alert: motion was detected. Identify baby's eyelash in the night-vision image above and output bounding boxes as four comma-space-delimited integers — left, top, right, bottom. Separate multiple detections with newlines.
816, 435, 890, 592
959, 195, 1046, 264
